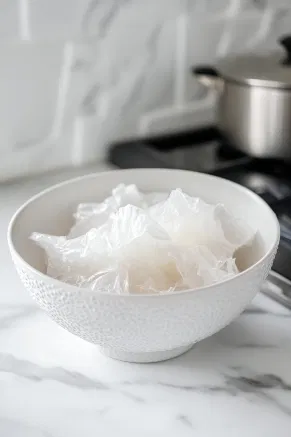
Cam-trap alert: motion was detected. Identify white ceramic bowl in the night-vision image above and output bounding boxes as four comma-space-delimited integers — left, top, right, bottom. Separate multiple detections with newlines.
8, 169, 279, 363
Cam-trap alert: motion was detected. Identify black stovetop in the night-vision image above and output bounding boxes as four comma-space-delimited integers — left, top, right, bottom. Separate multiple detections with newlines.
108, 126, 291, 283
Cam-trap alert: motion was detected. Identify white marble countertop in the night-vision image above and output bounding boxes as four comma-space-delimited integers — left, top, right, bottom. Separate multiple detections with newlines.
1, 166, 291, 437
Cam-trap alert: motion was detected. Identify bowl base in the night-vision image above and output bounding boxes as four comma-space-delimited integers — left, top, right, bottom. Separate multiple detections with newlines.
98, 343, 194, 363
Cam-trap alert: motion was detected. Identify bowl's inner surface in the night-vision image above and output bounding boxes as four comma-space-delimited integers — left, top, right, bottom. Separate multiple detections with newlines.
10, 170, 278, 278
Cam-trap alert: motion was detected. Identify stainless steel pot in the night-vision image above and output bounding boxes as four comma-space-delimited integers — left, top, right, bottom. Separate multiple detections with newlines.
193, 36, 291, 160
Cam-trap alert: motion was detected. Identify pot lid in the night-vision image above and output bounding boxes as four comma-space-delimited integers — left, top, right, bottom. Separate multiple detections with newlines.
217, 35, 291, 89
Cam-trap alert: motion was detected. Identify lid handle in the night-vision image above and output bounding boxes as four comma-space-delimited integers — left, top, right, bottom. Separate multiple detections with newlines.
280, 35, 291, 65
192, 66, 219, 77
192, 66, 223, 93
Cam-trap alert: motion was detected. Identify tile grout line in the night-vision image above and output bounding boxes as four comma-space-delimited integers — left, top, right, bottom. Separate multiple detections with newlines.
244, 6, 275, 50
18, 0, 30, 41
174, 12, 188, 110
51, 42, 75, 138
71, 117, 84, 166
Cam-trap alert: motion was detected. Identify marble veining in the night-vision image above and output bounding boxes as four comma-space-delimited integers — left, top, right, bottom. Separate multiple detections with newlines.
1, 303, 291, 436
1, 0, 291, 180
0, 167, 291, 436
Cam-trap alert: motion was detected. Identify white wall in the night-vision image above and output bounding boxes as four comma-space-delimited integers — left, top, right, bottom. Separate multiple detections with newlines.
1, 0, 291, 181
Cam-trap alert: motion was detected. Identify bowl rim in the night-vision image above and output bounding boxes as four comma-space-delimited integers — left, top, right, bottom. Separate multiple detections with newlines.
7, 168, 280, 298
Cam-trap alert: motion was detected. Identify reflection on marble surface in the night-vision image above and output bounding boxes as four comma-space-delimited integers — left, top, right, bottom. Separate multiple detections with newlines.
0, 297, 291, 437
0, 167, 291, 436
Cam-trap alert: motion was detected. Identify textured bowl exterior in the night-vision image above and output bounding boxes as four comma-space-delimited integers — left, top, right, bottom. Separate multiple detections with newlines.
12, 244, 277, 356
8, 169, 280, 362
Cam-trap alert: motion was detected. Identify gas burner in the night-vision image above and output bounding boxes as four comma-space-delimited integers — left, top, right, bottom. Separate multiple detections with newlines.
108, 127, 291, 206
216, 143, 246, 160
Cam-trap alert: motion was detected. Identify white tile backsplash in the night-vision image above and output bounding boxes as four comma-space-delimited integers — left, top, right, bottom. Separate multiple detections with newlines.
0, 43, 63, 145
194, 0, 232, 16
0, 0, 290, 180
29, 0, 92, 39
0, 0, 19, 40
185, 18, 226, 102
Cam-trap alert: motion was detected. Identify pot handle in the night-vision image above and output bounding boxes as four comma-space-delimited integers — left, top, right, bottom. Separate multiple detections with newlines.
280, 35, 291, 65
192, 66, 224, 92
